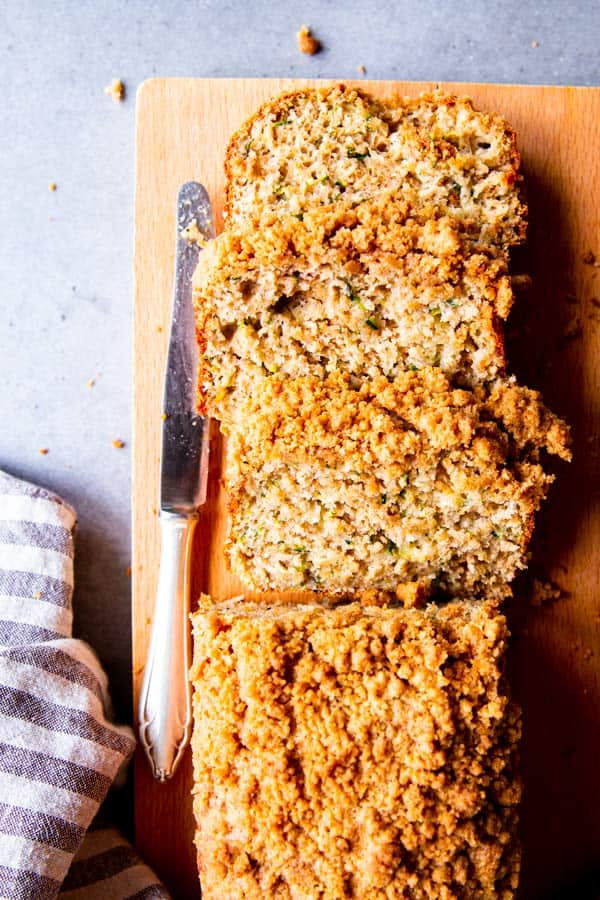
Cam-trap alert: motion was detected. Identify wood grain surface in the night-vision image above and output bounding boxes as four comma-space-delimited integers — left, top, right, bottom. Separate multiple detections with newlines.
133, 79, 600, 900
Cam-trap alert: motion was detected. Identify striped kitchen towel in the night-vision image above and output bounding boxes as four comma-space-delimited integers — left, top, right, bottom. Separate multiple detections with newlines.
59, 825, 168, 899
0, 470, 170, 899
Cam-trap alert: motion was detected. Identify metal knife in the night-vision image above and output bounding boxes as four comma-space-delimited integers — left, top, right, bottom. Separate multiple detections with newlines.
138, 182, 214, 782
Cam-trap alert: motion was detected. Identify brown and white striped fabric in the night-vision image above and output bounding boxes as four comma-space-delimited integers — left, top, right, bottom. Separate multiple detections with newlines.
0, 470, 170, 899
59, 825, 168, 899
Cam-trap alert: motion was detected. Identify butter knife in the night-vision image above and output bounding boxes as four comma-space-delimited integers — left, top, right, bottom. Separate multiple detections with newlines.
138, 182, 214, 781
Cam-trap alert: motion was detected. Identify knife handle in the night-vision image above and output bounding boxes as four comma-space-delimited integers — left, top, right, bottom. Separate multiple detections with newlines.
138, 512, 197, 781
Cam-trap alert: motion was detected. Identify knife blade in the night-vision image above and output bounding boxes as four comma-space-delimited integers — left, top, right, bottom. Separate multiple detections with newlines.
138, 182, 215, 782
161, 182, 213, 514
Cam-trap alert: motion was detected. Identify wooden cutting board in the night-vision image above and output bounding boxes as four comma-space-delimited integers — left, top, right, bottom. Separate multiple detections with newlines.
133, 79, 600, 900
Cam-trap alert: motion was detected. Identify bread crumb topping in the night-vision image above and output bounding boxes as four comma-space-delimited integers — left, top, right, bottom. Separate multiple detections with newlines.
191, 597, 521, 899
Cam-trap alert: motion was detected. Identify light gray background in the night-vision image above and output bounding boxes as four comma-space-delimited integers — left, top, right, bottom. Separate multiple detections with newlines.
1, 0, 598, 820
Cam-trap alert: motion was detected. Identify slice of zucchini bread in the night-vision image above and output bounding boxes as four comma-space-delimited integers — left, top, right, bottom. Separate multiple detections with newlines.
224, 84, 526, 250
194, 206, 513, 425
191, 595, 521, 899
224, 369, 570, 598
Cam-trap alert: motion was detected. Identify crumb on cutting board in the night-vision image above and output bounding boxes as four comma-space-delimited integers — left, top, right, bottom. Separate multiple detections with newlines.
297, 24, 320, 55
511, 274, 532, 293
530, 577, 563, 607
559, 315, 583, 345
104, 78, 125, 102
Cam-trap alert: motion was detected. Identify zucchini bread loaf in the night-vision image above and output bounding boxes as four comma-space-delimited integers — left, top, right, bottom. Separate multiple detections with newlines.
191, 596, 521, 900
194, 203, 513, 425
224, 84, 526, 250
225, 369, 570, 599
189, 87, 566, 900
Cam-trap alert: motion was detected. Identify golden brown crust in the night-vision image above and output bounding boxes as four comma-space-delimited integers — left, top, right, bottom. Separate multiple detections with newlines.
479, 380, 572, 462
191, 597, 521, 899
227, 368, 569, 472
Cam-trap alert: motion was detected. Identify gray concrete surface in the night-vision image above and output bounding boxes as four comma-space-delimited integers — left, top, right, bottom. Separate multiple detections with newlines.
1, 0, 598, 757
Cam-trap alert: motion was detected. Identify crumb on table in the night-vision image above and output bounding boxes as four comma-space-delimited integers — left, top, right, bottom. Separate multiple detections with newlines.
112, 439, 125, 449
38, 448, 49, 456
104, 78, 125, 102
297, 24, 320, 55
357, 64, 366, 75
48, 182, 57, 192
